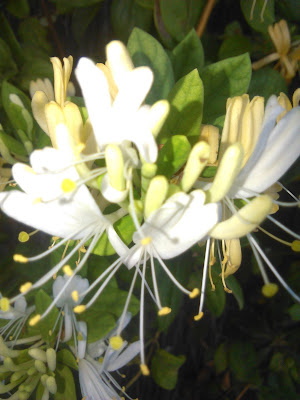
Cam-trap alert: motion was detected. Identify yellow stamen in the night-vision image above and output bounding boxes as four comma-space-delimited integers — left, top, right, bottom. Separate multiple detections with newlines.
63, 265, 73, 276
291, 240, 300, 252
29, 314, 41, 326
61, 178, 76, 193
141, 237, 152, 246
33, 197, 42, 204
72, 290, 79, 302
109, 336, 123, 350
19, 282, 32, 293
208, 240, 216, 291
18, 231, 29, 243
73, 305, 86, 314
262, 283, 279, 298
79, 246, 87, 253
259, 226, 294, 247
140, 364, 150, 376
13, 254, 28, 263
158, 307, 172, 316
77, 332, 83, 341
0, 297, 10, 312
49, 330, 52, 336
98, 356, 104, 363
194, 312, 204, 321
189, 288, 200, 299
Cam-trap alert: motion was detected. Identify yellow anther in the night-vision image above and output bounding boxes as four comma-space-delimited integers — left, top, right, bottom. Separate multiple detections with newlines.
19, 282, 32, 293
194, 312, 204, 321
79, 246, 87, 253
29, 314, 41, 326
63, 265, 73, 276
33, 197, 42, 204
18, 231, 29, 243
140, 364, 150, 376
73, 305, 86, 314
98, 356, 104, 364
77, 332, 83, 341
158, 307, 172, 316
291, 240, 300, 252
122, 386, 126, 392
13, 254, 28, 263
53, 273, 57, 280
52, 236, 60, 241
109, 336, 123, 350
141, 237, 152, 246
61, 178, 76, 193
0, 297, 10, 312
77, 143, 85, 153
72, 290, 79, 302
262, 283, 279, 298
49, 330, 52, 336
61, 310, 65, 316
189, 288, 200, 299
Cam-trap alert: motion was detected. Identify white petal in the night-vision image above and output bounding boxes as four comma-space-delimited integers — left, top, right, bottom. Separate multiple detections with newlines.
107, 341, 140, 371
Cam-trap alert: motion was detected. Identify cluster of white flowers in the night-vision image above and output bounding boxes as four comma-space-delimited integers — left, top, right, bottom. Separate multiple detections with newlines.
0, 39, 299, 398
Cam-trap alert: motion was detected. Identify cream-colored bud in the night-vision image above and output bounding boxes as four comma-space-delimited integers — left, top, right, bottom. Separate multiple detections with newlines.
181, 141, 210, 192
105, 144, 126, 191
46, 348, 56, 372
34, 360, 47, 374
206, 143, 244, 203
211, 195, 273, 239
199, 125, 219, 164
149, 100, 170, 137
28, 348, 47, 363
46, 376, 57, 394
223, 239, 242, 278
144, 176, 169, 219
141, 163, 157, 179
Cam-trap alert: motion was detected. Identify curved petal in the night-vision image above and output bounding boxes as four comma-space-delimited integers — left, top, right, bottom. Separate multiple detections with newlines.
107, 341, 140, 371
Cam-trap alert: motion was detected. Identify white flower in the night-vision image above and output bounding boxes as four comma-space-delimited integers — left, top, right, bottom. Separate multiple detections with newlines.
75, 41, 159, 164
0, 146, 127, 311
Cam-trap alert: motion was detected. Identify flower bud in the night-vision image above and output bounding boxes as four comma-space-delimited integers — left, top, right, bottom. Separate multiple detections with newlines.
28, 348, 47, 363
46, 348, 56, 372
144, 176, 168, 219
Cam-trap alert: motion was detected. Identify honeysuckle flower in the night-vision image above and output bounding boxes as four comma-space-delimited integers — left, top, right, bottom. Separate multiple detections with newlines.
52, 274, 89, 344
77, 315, 140, 400
74, 184, 219, 373
0, 295, 35, 343
195, 94, 300, 316
252, 20, 300, 81
0, 146, 128, 313
75, 41, 169, 164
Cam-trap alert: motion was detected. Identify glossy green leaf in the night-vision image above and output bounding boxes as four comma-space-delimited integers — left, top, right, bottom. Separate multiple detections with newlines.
201, 166, 217, 178
171, 29, 204, 81
57, 349, 78, 370
214, 342, 228, 374
135, 0, 154, 9
158, 69, 203, 145
0, 131, 26, 157
54, 364, 76, 400
127, 28, 175, 104
160, 0, 204, 42
80, 313, 116, 343
34, 289, 60, 343
154, 0, 177, 49
92, 214, 135, 256
226, 275, 244, 310
205, 268, 226, 317
0, 38, 18, 79
200, 53, 251, 124
218, 35, 252, 60
111, 0, 152, 43
248, 68, 287, 100
0, 13, 24, 66
229, 341, 260, 384
7, 0, 30, 18
18, 18, 52, 54
156, 135, 191, 179
241, 0, 275, 33
151, 349, 186, 390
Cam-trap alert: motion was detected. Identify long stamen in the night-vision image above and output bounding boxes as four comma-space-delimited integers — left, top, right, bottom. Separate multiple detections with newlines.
249, 235, 300, 302
195, 238, 211, 321
247, 234, 270, 284
139, 252, 149, 375
267, 214, 300, 240
150, 253, 163, 310
208, 240, 216, 291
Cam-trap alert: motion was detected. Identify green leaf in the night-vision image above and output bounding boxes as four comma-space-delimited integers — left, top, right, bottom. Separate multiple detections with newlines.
218, 35, 252, 60
156, 135, 191, 179
205, 268, 226, 317
151, 349, 185, 390
226, 275, 244, 310
57, 349, 78, 370
72, 5, 101, 44
153, 0, 177, 49
19, 55, 53, 91
7, 0, 30, 18
0, 38, 18, 79
171, 29, 204, 81
111, 0, 153, 43
0, 13, 24, 66
276, 0, 300, 22
229, 341, 260, 384
288, 304, 300, 321
248, 68, 287, 100
80, 313, 116, 342
51, 0, 105, 14
92, 214, 135, 256
160, 0, 204, 42
135, 0, 154, 9
201, 166, 217, 178
200, 53, 251, 124
127, 28, 175, 104
214, 343, 229, 374
241, 0, 275, 33
0, 131, 27, 157
54, 364, 76, 400
34, 289, 59, 343
2, 81, 32, 112
158, 69, 204, 145
18, 18, 52, 54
